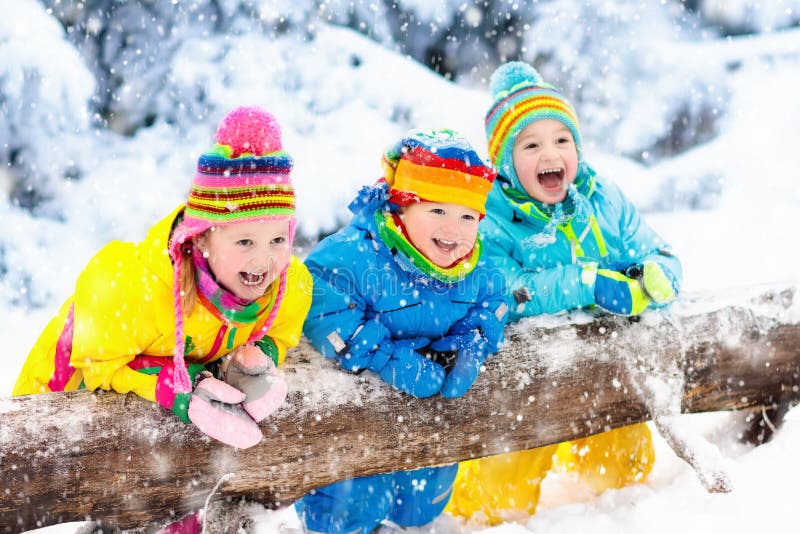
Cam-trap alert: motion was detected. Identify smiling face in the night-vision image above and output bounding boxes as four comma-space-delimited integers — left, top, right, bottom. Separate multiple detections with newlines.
399, 201, 480, 268
193, 219, 291, 300
512, 118, 579, 204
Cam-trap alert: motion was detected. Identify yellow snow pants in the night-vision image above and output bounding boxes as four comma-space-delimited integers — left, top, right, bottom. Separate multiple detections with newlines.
445, 423, 654, 525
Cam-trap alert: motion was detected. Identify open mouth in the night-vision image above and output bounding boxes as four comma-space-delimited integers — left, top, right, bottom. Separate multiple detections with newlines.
239, 271, 266, 287
538, 167, 565, 190
432, 238, 459, 254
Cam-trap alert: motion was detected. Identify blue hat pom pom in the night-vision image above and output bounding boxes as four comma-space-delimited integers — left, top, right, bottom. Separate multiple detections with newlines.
489, 61, 543, 98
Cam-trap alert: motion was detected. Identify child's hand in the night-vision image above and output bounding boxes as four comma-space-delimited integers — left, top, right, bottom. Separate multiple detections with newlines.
338, 320, 392, 373
222, 343, 288, 423
593, 269, 650, 316
431, 332, 488, 398
376, 337, 445, 398
624, 261, 680, 305
448, 303, 508, 352
185, 374, 264, 448
156, 359, 263, 448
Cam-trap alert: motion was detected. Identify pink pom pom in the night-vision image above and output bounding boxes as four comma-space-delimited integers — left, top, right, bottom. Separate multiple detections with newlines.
215, 106, 282, 157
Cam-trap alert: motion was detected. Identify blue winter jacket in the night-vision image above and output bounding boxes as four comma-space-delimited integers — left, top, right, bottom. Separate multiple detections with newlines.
480, 169, 682, 322
303, 183, 508, 375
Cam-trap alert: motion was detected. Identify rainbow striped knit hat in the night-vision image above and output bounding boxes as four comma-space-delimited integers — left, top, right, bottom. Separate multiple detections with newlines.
381, 128, 497, 216
485, 62, 582, 182
171, 106, 294, 247
167, 106, 295, 394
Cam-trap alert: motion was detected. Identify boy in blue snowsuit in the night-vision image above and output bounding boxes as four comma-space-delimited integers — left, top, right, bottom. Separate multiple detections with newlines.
296, 129, 508, 533
446, 62, 683, 523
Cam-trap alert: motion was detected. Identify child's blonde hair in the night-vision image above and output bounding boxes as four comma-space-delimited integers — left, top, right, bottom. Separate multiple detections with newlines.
179, 249, 198, 315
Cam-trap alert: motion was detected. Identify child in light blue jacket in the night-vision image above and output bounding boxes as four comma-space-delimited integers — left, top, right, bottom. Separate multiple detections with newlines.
446, 62, 682, 524
481, 63, 681, 321
297, 129, 508, 533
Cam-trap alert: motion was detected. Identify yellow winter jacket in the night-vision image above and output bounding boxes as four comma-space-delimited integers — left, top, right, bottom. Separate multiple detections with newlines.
13, 206, 313, 403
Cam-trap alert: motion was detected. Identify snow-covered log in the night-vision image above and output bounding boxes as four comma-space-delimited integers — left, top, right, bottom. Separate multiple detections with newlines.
1, 285, 799, 532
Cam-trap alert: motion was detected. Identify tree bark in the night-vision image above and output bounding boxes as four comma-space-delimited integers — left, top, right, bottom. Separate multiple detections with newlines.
1, 285, 798, 532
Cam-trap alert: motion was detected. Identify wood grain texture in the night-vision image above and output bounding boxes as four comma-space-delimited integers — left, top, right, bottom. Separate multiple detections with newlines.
1, 286, 798, 532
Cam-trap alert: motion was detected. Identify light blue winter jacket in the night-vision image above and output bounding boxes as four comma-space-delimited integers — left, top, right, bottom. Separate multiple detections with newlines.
480, 165, 682, 322
302, 183, 508, 373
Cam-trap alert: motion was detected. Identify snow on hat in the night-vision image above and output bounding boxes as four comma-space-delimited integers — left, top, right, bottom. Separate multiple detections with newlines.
485, 61, 582, 178
167, 106, 296, 393
381, 128, 497, 216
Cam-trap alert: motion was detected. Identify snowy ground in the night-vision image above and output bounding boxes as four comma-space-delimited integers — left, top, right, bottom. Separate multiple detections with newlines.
5, 5, 800, 534
243, 410, 800, 534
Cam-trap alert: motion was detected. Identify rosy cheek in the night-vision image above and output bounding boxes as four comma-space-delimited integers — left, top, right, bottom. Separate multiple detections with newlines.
274, 249, 291, 271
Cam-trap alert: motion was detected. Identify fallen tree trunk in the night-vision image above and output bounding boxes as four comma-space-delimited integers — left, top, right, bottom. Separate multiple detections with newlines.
1, 285, 799, 532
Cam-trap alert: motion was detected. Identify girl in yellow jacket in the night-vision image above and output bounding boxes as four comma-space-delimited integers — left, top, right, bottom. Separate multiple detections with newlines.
14, 106, 312, 449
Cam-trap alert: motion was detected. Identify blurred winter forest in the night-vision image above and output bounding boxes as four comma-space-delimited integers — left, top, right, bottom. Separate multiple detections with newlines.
1, 0, 799, 312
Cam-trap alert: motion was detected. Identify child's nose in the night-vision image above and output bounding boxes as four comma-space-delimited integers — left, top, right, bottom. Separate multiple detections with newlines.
540, 143, 558, 159
247, 251, 273, 270
440, 218, 461, 234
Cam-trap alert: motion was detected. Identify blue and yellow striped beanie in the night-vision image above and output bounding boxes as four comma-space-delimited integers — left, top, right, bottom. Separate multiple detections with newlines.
485, 62, 582, 182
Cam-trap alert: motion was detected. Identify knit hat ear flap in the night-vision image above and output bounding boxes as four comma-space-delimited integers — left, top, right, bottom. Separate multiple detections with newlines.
485, 61, 582, 182
171, 250, 193, 394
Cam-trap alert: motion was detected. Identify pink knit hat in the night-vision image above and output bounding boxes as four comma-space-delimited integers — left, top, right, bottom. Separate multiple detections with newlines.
168, 106, 296, 393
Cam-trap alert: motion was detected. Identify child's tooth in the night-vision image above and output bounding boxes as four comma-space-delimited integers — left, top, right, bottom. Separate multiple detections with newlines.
241, 272, 265, 286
